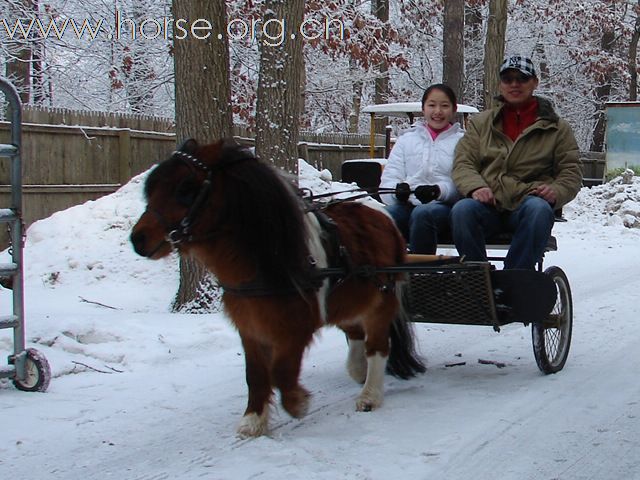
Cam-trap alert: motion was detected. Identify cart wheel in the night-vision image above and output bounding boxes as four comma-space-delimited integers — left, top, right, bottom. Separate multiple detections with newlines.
532, 266, 572, 374
13, 348, 51, 392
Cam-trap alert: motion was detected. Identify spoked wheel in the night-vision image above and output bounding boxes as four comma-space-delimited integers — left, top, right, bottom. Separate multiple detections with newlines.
532, 266, 573, 374
12, 348, 52, 392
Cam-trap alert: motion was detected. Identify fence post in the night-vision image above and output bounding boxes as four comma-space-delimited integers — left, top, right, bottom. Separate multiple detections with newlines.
297, 141, 309, 161
118, 129, 132, 184
385, 126, 393, 158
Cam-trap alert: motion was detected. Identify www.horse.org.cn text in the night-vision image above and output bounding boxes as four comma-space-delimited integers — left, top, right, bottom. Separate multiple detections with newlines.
0, 9, 347, 47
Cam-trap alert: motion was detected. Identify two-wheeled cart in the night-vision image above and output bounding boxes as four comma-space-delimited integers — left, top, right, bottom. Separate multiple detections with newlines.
404, 257, 572, 374
338, 162, 573, 374
0, 77, 51, 392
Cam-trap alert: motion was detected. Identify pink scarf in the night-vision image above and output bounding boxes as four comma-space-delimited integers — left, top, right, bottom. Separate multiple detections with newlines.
426, 123, 452, 140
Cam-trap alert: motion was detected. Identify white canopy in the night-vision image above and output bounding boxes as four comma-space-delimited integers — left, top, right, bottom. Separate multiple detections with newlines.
362, 101, 479, 117
361, 101, 480, 157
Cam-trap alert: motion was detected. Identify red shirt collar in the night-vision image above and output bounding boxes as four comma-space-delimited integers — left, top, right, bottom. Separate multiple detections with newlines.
502, 98, 538, 141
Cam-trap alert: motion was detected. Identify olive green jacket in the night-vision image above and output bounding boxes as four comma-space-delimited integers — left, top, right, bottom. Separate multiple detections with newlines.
452, 96, 582, 211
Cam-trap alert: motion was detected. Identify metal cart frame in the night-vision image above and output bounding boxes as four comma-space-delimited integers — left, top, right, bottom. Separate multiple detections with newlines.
0, 77, 51, 392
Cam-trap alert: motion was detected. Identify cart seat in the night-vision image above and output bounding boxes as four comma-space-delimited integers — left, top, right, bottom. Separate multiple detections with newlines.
436, 211, 563, 271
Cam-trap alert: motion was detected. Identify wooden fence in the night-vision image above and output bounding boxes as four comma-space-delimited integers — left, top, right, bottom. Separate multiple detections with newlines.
232, 125, 386, 178
580, 151, 606, 187
0, 119, 176, 230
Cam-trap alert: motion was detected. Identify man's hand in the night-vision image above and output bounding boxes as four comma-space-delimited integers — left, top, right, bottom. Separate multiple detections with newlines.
530, 184, 557, 205
470, 187, 496, 206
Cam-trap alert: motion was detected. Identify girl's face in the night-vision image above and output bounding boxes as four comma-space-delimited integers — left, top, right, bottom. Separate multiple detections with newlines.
422, 89, 456, 130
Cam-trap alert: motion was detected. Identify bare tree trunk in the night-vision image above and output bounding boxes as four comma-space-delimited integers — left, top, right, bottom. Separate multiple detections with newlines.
590, 19, 616, 152
171, 0, 232, 311
254, 0, 305, 174
371, 0, 389, 134
31, 42, 46, 104
464, 2, 483, 105
7, 49, 31, 104
30, 0, 48, 104
535, 42, 550, 86
5, 0, 34, 103
349, 86, 363, 133
443, 0, 465, 102
629, 1, 640, 101
483, 0, 507, 110
120, 1, 157, 113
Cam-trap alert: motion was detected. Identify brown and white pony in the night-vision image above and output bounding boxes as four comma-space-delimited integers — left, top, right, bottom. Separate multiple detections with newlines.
130, 139, 425, 437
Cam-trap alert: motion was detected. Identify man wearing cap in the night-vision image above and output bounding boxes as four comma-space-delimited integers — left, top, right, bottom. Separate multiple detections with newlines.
450, 55, 583, 269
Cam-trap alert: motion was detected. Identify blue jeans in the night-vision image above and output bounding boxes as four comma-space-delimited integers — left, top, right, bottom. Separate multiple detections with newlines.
450, 195, 555, 269
386, 201, 452, 254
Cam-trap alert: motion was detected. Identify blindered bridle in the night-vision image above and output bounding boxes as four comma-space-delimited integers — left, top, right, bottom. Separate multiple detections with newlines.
163, 150, 215, 247
145, 149, 252, 256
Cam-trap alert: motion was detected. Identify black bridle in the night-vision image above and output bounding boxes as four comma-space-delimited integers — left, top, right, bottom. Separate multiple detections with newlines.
145, 149, 252, 256
163, 150, 215, 247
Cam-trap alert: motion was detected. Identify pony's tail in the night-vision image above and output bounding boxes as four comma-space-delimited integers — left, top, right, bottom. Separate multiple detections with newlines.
386, 284, 426, 379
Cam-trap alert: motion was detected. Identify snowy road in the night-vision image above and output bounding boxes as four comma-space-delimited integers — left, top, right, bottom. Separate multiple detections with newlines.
2, 222, 640, 480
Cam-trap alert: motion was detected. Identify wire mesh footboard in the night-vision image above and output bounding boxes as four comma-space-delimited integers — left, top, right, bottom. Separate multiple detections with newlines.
405, 262, 499, 327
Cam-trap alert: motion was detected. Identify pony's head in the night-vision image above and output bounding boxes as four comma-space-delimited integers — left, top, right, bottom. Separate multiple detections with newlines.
130, 139, 238, 259
130, 139, 311, 286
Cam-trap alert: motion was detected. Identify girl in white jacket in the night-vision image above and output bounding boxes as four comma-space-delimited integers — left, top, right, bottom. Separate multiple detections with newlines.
380, 84, 464, 254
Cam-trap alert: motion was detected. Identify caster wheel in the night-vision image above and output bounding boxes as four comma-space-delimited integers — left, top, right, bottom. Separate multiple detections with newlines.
13, 348, 51, 392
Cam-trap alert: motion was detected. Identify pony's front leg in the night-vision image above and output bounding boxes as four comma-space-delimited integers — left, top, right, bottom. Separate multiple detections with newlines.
343, 326, 367, 384
271, 342, 311, 419
356, 351, 388, 412
237, 335, 272, 438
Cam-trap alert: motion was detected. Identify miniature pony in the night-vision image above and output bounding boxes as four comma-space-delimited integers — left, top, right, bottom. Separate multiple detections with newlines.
130, 139, 424, 437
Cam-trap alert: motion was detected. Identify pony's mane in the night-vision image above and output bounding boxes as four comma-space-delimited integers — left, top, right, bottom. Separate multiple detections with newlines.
209, 144, 311, 288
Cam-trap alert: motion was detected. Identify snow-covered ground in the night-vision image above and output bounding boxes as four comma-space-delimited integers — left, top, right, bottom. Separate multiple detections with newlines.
1, 163, 640, 480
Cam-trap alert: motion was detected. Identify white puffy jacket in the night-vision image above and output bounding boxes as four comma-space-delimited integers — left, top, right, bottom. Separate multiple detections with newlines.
380, 121, 464, 206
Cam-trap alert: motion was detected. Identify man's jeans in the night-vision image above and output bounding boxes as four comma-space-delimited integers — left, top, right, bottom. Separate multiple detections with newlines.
450, 195, 555, 269
386, 201, 452, 254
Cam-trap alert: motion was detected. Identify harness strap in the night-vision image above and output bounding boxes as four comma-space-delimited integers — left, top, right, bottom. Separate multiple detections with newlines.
218, 272, 324, 297
300, 187, 396, 204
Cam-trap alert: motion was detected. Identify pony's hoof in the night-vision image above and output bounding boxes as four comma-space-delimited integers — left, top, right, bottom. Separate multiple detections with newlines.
237, 411, 269, 438
355, 394, 382, 412
282, 387, 311, 419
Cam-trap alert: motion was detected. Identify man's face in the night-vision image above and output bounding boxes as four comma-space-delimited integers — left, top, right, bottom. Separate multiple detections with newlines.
499, 69, 539, 107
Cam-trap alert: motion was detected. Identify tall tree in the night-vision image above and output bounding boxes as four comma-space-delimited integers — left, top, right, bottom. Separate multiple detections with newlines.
117, 0, 158, 113
4, 0, 34, 103
254, 0, 305, 173
483, 0, 507, 109
371, 0, 390, 134
590, 2, 617, 152
171, 0, 232, 310
463, 0, 484, 107
443, 0, 465, 101
630, 0, 640, 101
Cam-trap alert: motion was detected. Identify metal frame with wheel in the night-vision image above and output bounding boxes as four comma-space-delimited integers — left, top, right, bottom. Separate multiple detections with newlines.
335, 160, 574, 375
405, 231, 573, 375
532, 266, 573, 374
0, 77, 51, 392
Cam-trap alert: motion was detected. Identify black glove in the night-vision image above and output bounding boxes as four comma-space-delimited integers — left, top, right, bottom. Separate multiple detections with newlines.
414, 185, 440, 204
395, 182, 411, 203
